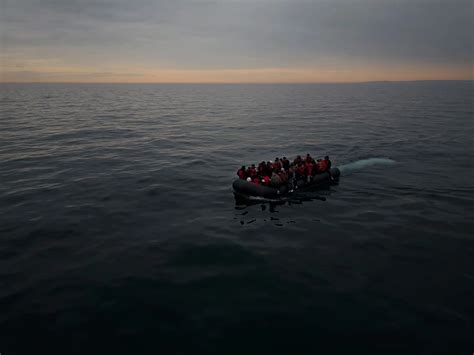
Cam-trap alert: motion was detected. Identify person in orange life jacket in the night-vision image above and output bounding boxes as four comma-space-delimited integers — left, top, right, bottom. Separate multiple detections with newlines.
294, 155, 302, 165
249, 164, 257, 178
305, 153, 313, 164
262, 175, 271, 186
296, 163, 305, 179
245, 166, 252, 178
252, 177, 261, 185
273, 158, 282, 171
320, 158, 328, 172
237, 166, 246, 179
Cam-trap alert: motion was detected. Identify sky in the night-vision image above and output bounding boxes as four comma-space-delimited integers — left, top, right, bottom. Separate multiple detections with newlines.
1, 0, 473, 83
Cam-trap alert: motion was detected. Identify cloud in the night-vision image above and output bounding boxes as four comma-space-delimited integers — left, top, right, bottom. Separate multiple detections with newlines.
1, 0, 473, 81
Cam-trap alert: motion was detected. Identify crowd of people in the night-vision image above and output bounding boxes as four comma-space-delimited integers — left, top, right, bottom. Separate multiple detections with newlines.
236, 154, 332, 188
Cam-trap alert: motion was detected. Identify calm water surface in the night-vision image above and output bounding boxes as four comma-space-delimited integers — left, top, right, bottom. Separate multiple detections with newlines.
1, 82, 473, 354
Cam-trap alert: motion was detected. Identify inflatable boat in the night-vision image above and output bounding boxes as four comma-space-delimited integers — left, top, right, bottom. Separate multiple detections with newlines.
233, 167, 340, 200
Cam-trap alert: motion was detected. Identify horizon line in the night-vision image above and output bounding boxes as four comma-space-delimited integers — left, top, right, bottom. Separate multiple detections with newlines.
1, 79, 472, 85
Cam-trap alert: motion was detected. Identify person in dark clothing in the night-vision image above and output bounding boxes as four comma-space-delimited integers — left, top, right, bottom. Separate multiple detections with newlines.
324, 155, 333, 180
315, 159, 322, 174
266, 161, 273, 176
270, 171, 281, 187
324, 156, 332, 170
311, 158, 317, 176
305, 160, 314, 182
258, 161, 266, 177
287, 163, 296, 190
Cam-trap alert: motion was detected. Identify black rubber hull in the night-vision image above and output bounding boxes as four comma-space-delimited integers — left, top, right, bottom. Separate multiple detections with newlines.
232, 168, 340, 199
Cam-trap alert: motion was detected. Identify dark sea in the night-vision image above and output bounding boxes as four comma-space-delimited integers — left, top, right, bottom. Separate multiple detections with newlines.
1, 81, 473, 355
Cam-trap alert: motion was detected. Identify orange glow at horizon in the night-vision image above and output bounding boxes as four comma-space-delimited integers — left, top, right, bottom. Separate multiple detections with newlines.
1, 61, 473, 83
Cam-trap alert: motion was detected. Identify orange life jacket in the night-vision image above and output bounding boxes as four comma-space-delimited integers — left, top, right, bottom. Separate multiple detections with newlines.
318, 160, 328, 172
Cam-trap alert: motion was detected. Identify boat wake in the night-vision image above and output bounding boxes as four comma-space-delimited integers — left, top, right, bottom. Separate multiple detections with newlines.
338, 157, 396, 175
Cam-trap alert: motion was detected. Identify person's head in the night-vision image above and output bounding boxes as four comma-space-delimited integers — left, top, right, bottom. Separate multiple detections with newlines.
307, 153, 311, 157
275, 157, 279, 161
325, 156, 329, 160
283, 157, 287, 160
251, 164, 255, 168
241, 165, 245, 170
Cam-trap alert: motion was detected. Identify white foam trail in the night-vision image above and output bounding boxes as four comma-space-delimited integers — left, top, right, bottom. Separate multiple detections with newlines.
338, 157, 396, 174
